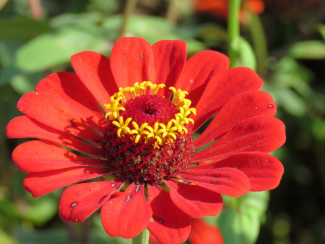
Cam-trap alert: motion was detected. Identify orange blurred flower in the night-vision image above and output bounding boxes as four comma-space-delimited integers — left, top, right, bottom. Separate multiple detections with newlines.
195, 0, 265, 20
150, 218, 224, 244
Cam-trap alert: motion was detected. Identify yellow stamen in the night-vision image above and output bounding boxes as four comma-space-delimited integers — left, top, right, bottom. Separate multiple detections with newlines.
103, 81, 196, 146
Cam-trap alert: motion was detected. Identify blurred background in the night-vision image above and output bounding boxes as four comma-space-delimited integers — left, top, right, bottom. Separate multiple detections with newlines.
0, 0, 325, 244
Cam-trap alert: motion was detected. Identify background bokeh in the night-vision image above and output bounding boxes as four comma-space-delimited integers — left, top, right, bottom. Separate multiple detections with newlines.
0, 0, 325, 243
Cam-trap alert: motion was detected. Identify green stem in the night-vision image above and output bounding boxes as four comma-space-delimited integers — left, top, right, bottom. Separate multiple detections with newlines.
248, 12, 268, 78
132, 228, 149, 244
228, 0, 241, 68
118, 0, 138, 38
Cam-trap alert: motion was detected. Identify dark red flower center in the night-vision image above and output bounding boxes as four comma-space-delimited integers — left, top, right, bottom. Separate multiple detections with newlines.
101, 82, 196, 185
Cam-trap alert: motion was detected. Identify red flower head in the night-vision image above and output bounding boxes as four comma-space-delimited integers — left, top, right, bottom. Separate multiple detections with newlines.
195, 0, 265, 20
6, 37, 285, 244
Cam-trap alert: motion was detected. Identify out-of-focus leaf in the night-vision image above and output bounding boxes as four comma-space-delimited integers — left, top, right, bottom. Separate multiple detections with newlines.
0, 229, 18, 244
87, 0, 120, 13
312, 119, 325, 141
196, 24, 228, 46
290, 41, 325, 60
50, 12, 104, 28
20, 197, 57, 225
13, 227, 68, 244
15, 24, 109, 72
318, 24, 325, 41
237, 37, 257, 71
0, 18, 52, 40
275, 88, 307, 117
218, 192, 269, 244
101, 15, 207, 55
92, 214, 132, 244
10, 74, 34, 94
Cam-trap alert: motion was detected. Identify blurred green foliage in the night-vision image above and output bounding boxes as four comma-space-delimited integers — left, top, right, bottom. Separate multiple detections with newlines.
0, 0, 325, 244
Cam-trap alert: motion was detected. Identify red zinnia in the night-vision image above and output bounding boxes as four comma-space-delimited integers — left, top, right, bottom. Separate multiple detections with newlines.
6, 37, 285, 244
195, 0, 265, 20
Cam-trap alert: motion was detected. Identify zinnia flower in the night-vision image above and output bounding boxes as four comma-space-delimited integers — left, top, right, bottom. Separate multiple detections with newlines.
6, 37, 285, 244
195, 0, 265, 20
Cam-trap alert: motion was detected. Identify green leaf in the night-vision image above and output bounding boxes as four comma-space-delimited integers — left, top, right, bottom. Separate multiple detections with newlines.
50, 12, 104, 28
290, 41, 325, 59
237, 37, 257, 71
15, 24, 108, 72
218, 192, 269, 244
318, 24, 325, 41
13, 227, 68, 244
275, 88, 307, 117
0, 18, 52, 40
101, 15, 207, 55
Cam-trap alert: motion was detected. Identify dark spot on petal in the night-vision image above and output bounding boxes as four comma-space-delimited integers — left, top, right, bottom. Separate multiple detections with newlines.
141, 52, 144, 58
69, 120, 77, 127
71, 202, 78, 207
126, 195, 131, 202
268, 104, 274, 108
158, 219, 163, 223
76, 192, 79, 195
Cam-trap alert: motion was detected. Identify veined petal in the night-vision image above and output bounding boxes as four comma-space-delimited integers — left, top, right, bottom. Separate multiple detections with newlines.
192, 115, 286, 162
189, 152, 284, 191
152, 40, 187, 98
101, 183, 152, 239
23, 167, 110, 197
71, 51, 118, 106
6, 116, 104, 156
17, 91, 103, 144
177, 167, 250, 197
35, 72, 108, 133
192, 67, 264, 132
147, 185, 191, 244
13, 140, 106, 172
194, 90, 277, 148
59, 179, 125, 223
165, 180, 223, 218
175, 50, 230, 107
110, 37, 156, 87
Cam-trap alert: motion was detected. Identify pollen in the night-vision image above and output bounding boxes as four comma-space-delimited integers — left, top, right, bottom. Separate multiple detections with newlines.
103, 81, 196, 147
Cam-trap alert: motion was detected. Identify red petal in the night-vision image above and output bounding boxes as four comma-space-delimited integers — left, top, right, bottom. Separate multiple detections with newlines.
13, 140, 106, 172
189, 152, 284, 191
23, 167, 110, 197
189, 219, 225, 244
192, 67, 264, 132
165, 180, 223, 218
6, 116, 103, 156
35, 72, 108, 133
17, 92, 103, 144
71, 51, 118, 106
192, 115, 286, 162
110, 37, 156, 87
177, 167, 250, 197
147, 185, 191, 244
176, 50, 229, 107
59, 179, 125, 223
152, 40, 187, 98
194, 90, 277, 148
101, 183, 152, 239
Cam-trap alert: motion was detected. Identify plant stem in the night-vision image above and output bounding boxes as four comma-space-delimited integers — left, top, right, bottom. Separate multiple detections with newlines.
132, 228, 149, 244
119, 0, 138, 38
228, 0, 241, 68
165, 0, 178, 24
248, 12, 268, 78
